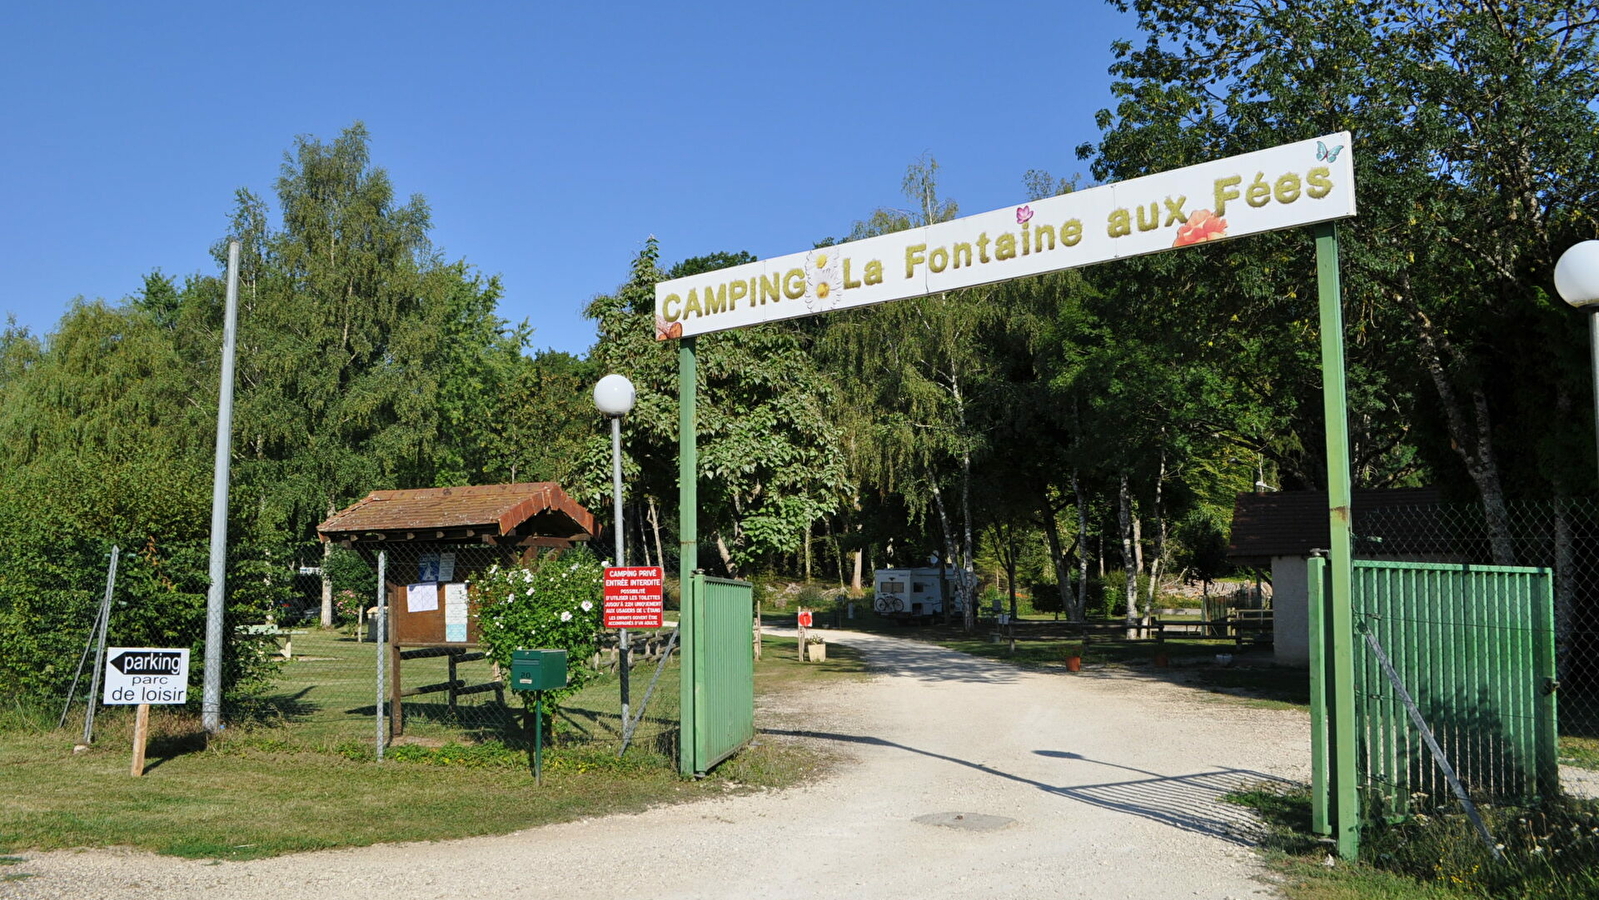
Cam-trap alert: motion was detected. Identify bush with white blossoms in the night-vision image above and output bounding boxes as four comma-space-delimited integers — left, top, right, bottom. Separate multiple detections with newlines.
472, 546, 604, 709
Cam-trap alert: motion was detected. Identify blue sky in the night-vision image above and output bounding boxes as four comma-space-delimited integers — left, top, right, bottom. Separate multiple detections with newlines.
2, 1, 1138, 357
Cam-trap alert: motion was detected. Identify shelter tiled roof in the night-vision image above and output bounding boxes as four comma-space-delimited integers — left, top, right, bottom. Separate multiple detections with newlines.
1227, 488, 1442, 562
317, 483, 595, 545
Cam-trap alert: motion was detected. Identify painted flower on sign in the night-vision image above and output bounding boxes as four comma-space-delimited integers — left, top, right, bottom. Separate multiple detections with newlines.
805, 249, 843, 311
1173, 209, 1228, 247
655, 314, 683, 341
1015, 205, 1034, 225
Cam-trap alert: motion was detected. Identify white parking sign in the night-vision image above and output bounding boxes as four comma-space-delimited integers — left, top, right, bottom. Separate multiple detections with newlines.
102, 647, 190, 705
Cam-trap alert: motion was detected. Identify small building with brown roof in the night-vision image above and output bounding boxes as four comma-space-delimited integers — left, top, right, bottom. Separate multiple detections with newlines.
318, 481, 597, 645
317, 482, 597, 737
1228, 487, 1447, 665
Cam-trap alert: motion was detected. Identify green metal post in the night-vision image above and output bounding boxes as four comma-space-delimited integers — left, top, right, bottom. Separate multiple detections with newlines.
1315, 221, 1360, 859
1307, 555, 1330, 835
678, 337, 698, 776
1534, 570, 1559, 797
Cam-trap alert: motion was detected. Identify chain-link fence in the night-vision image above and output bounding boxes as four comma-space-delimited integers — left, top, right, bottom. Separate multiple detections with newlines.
1352, 499, 1599, 871
40, 539, 680, 763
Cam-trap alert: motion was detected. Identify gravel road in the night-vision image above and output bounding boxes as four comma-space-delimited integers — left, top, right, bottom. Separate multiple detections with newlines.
3, 629, 1310, 900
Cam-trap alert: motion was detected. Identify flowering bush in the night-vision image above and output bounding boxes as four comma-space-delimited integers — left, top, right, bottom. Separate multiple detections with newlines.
333, 589, 364, 624
472, 547, 604, 709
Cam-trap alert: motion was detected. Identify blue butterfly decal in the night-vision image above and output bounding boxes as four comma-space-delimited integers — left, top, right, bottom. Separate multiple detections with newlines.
1316, 140, 1344, 163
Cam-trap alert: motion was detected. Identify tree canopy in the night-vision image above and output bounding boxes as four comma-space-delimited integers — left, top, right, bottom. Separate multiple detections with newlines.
7, 1, 1599, 700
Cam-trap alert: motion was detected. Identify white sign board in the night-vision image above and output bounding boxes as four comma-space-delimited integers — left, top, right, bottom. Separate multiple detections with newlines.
443, 582, 469, 642
102, 647, 190, 705
655, 133, 1355, 338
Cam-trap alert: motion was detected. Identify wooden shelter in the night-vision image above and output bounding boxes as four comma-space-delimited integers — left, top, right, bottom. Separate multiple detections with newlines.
1228, 487, 1443, 665
317, 482, 596, 735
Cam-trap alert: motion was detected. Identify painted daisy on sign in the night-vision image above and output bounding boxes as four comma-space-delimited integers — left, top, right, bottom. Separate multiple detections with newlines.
805, 249, 843, 311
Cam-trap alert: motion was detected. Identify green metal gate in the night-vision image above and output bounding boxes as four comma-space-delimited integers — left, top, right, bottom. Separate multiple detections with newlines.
1314, 558, 1559, 825
679, 573, 754, 776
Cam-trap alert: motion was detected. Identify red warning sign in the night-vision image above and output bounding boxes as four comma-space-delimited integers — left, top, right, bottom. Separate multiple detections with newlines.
797, 610, 813, 628
603, 567, 665, 628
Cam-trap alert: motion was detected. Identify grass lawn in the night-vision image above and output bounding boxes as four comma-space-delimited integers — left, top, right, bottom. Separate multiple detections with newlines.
0, 633, 867, 860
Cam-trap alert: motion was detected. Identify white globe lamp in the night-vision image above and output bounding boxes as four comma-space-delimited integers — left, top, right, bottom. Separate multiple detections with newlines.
1555, 241, 1599, 479
593, 374, 635, 417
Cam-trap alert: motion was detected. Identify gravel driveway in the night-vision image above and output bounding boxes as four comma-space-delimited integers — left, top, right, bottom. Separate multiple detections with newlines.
3, 629, 1310, 900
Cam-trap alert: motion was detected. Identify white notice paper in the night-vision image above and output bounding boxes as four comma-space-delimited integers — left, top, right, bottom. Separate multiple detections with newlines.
407, 582, 439, 613
444, 582, 469, 642
443, 583, 468, 623
438, 552, 456, 582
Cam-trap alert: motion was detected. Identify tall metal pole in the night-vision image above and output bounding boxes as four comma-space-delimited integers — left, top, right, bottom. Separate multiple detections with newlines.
1589, 310, 1599, 469
202, 241, 241, 734
612, 414, 630, 736
678, 338, 698, 776
77, 546, 119, 742
376, 549, 388, 761
1314, 222, 1360, 859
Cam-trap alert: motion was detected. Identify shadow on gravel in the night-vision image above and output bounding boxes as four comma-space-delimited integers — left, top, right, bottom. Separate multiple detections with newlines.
764, 727, 1293, 845
1032, 750, 1295, 844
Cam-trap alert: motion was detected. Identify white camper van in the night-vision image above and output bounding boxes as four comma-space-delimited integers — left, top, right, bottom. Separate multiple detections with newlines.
872, 567, 966, 620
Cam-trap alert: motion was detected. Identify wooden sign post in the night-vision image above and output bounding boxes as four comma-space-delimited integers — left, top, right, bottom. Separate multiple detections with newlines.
102, 648, 190, 777
130, 703, 151, 776
797, 608, 813, 661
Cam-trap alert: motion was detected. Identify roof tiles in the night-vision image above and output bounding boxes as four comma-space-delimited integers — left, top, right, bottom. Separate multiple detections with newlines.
317, 482, 595, 543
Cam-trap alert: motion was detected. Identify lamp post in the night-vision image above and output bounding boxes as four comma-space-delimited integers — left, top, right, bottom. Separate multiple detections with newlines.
1555, 241, 1599, 473
593, 374, 636, 734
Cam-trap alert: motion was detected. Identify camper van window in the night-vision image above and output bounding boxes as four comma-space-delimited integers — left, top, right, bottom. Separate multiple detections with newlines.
881, 582, 904, 593
912, 582, 926, 592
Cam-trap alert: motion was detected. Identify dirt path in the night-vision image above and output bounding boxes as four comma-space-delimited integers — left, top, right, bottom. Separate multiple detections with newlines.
3, 630, 1310, 900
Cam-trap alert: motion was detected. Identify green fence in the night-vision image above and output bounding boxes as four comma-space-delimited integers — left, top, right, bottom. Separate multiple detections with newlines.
679, 574, 754, 776
1316, 558, 1560, 825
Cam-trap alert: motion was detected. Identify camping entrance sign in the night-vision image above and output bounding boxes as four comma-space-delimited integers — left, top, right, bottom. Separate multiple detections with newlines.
660, 134, 1364, 858
604, 566, 665, 628
654, 133, 1354, 339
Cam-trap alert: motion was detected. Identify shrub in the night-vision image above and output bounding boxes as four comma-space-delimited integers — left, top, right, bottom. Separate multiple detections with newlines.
471, 546, 604, 711
1028, 582, 1063, 615
1100, 571, 1156, 618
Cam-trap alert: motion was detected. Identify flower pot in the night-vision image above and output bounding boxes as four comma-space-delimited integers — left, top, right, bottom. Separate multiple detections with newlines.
1154, 652, 1170, 667
1065, 656, 1082, 673
807, 642, 827, 663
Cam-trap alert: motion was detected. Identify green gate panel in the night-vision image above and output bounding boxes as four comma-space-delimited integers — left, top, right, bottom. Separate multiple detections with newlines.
1349, 560, 1558, 818
679, 574, 754, 776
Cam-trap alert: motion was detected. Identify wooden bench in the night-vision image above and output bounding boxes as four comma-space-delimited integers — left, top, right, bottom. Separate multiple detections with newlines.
1152, 615, 1273, 647
395, 646, 505, 718
988, 615, 1273, 653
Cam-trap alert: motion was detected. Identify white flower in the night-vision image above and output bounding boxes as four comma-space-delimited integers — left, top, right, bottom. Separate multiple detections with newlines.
560, 611, 572, 621
580, 600, 593, 612
805, 250, 843, 311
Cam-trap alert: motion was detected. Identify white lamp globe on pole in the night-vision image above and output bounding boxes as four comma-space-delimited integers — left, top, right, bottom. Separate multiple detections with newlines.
593, 374, 636, 418
1554, 241, 1599, 475
593, 373, 635, 744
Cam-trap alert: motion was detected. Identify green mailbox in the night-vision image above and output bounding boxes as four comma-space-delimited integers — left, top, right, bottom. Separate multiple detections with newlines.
510, 649, 568, 692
